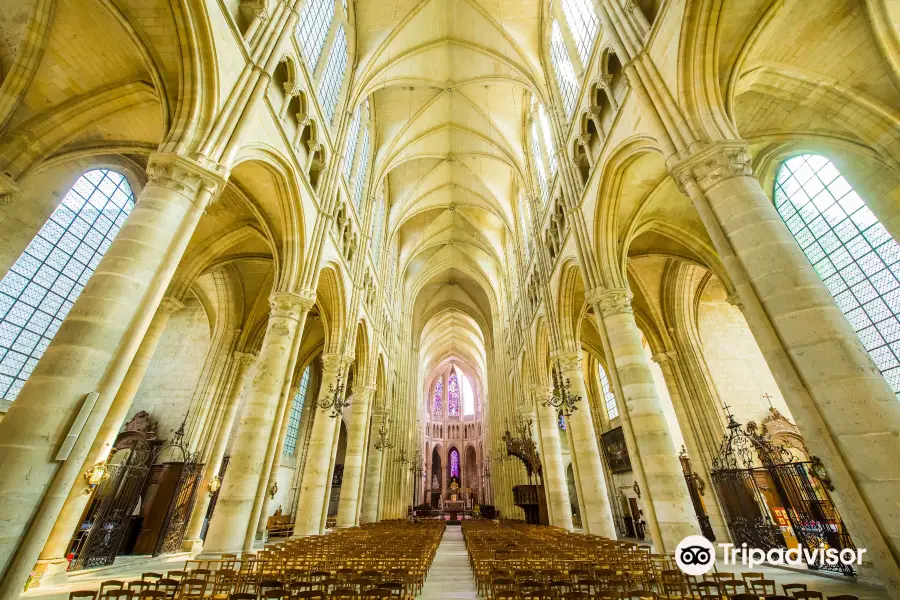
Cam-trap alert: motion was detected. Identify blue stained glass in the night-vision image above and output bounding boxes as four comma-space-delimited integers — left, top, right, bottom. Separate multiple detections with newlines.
432, 377, 443, 417
448, 368, 460, 416
449, 448, 460, 479
0, 169, 134, 400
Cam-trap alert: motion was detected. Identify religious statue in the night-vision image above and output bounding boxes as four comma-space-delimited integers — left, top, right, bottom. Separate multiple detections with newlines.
449, 480, 460, 502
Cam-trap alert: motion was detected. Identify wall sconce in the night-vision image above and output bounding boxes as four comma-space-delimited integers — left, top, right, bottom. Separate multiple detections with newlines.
83, 462, 110, 494
208, 475, 222, 496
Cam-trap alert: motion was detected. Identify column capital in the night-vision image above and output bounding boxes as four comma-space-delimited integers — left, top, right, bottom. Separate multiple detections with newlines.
351, 384, 377, 399
667, 140, 753, 194
268, 290, 314, 320
552, 350, 583, 373
233, 351, 257, 367
726, 291, 745, 312
530, 383, 551, 398
321, 352, 352, 373
146, 152, 226, 198
588, 288, 633, 317
651, 350, 677, 365
158, 296, 185, 314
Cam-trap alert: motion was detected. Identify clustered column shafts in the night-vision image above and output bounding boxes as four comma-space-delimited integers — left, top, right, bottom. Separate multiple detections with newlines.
532, 386, 573, 530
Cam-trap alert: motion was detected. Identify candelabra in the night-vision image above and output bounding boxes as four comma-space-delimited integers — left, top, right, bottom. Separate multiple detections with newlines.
373, 411, 393, 450
394, 446, 409, 466
316, 372, 350, 418
542, 360, 581, 416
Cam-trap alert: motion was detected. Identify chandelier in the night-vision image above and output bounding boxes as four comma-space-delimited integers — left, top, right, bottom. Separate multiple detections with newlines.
394, 446, 409, 466
542, 360, 581, 416
409, 449, 424, 477
373, 412, 393, 450
502, 415, 543, 484
316, 372, 350, 418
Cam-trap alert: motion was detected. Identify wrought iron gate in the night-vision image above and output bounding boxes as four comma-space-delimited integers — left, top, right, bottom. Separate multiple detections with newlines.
679, 448, 715, 542
152, 420, 204, 556
200, 456, 230, 540
710, 413, 856, 575
69, 438, 155, 570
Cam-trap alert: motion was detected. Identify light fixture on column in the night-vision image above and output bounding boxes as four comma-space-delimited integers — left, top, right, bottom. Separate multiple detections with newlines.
373, 412, 394, 451
317, 372, 350, 418
542, 360, 581, 416
409, 449, 424, 477
208, 475, 222, 496
482, 452, 492, 479
394, 446, 409, 466
83, 462, 111, 494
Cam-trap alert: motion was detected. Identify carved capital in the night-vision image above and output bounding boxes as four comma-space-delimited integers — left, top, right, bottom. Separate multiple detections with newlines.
726, 291, 745, 312
268, 291, 314, 321
233, 351, 258, 368
321, 352, 349, 374
553, 351, 583, 373
146, 153, 224, 199
651, 351, 677, 365
588, 288, 633, 318
158, 296, 185, 314
668, 141, 753, 194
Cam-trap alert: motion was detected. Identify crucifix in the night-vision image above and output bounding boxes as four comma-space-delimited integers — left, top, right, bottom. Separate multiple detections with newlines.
762, 393, 774, 408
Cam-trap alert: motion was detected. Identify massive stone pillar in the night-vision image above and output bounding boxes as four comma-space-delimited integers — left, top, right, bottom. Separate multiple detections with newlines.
532, 386, 574, 531
590, 288, 698, 553
670, 141, 900, 590
32, 296, 185, 586
556, 352, 617, 538
292, 353, 349, 536
202, 292, 312, 554
0, 155, 221, 597
183, 351, 257, 550
336, 386, 375, 527
360, 407, 387, 524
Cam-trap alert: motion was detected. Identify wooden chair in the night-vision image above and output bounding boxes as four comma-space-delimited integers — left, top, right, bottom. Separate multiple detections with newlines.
143, 574, 164, 584
69, 591, 97, 600
154, 579, 180, 600
751, 580, 776, 597
627, 591, 656, 600
792, 592, 823, 600
375, 582, 403, 600
262, 591, 291, 600
730, 595, 761, 600
827, 596, 859, 600
563, 593, 589, 600
360, 590, 391, 600
103, 591, 134, 600
137, 591, 167, 600
696, 581, 720, 600
292, 593, 326, 600
99, 580, 125, 599
782, 584, 808, 598
128, 582, 153, 595
228, 594, 256, 600
721, 580, 747, 596
741, 573, 764, 584
179, 578, 208, 600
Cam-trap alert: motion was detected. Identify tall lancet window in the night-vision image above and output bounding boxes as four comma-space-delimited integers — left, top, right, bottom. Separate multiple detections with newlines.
598, 364, 618, 419
0, 170, 135, 400
775, 154, 900, 397
297, 0, 335, 69
461, 372, 474, 415
449, 448, 460, 479
562, 0, 599, 65
550, 20, 579, 119
447, 367, 460, 416
318, 24, 348, 124
284, 364, 311, 457
432, 376, 443, 417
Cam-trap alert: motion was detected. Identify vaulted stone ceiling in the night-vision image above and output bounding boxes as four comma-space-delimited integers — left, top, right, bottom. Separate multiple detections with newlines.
352, 0, 546, 377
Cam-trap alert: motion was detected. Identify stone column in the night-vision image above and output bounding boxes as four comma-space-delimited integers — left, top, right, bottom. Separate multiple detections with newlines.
32, 296, 185, 586
557, 352, 617, 538
651, 351, 729, 543
202, 292, 312, 555
183, 351, 257, 551
0, 155, 221, 595
670, 141, 900, 589
590, 288, 698, 553
292, 353, 348, 536
336, 386, 375, 527
360, 407, 386, 523
532, 386, 574, 531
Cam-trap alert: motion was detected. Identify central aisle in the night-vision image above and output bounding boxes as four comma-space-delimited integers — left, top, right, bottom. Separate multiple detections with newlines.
419, 526, 479, 599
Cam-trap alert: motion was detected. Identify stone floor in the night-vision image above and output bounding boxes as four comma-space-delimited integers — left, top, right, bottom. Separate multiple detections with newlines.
419, 527, 479, 599
18, 530, 889, 600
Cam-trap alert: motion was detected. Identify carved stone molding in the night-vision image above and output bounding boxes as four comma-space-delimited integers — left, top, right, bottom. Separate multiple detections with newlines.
233, 351, 258, 367
552, 350, 583, 373
588, 288, 634, 317
725, 291, 745, 312
668, 141, 754, 194
146, 153, 224, 198
651, 350, 677, 365
268, 290, 314, 320
158, 296, 185, 314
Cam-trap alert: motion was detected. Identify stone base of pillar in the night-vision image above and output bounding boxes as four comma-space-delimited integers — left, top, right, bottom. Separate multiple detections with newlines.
182, 538, 203, 554
31, 558, 70, 588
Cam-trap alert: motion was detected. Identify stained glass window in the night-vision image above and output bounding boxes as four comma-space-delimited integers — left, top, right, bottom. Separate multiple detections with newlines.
519, 192, 531, 258
297, 0, 335, 70
461, 372, 474, 416
284, 365, 311, 457
775, 154, 900, 397
447, 368, 460, 416
449, 448, 460, 479
598, 364, 618, 419
562, 0, 599, 66
318, 24, 347, 124
0, 170, 135, 400
432, 376, 443, 417
550, 21, 579, 120
531, 122, 549, 205
371, 197, 384, 265
558, 411, 567, 431
538, 104, 557, 175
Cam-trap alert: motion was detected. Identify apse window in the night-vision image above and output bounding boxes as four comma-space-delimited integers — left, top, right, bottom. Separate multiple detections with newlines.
0, 170, 135, 400
284, 364, 311, 457
775, 154, 900, 397
461, 372, 475, 416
